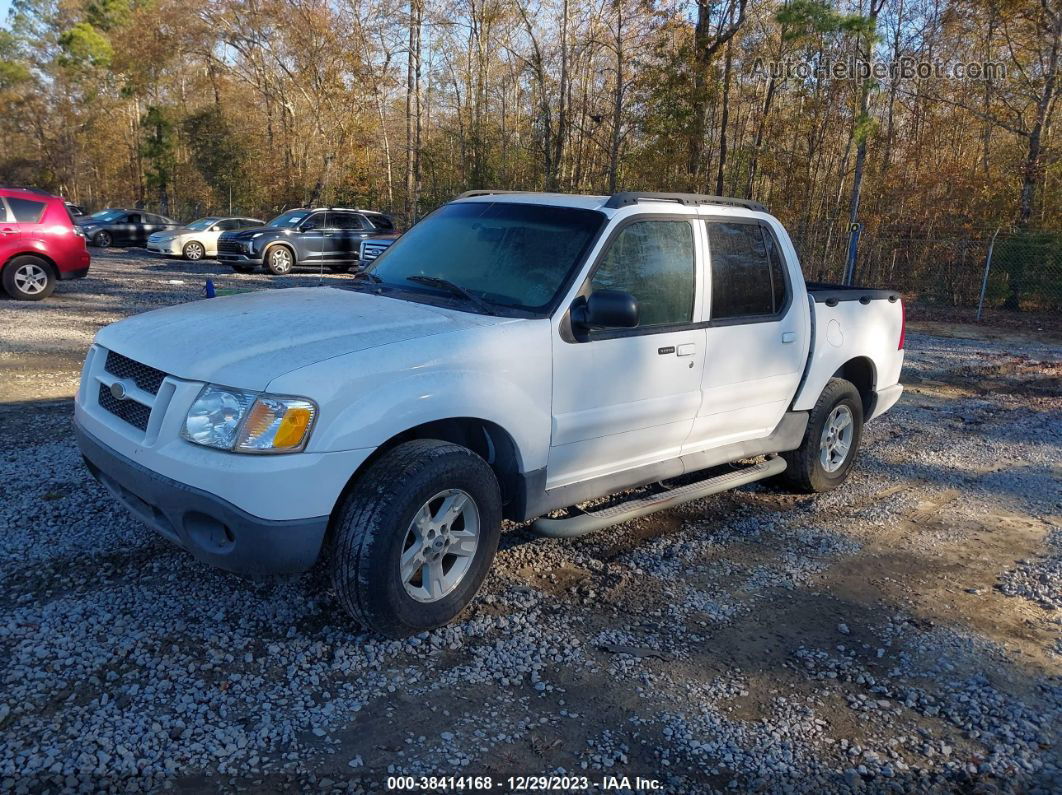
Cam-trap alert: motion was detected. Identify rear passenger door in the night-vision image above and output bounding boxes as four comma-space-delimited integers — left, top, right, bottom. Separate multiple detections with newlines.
327, 212, 368, 261
685, 219, 808, 453
0, 198, 22, 259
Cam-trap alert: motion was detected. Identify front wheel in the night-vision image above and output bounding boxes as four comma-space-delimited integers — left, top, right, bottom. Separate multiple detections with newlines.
264, 245, 294, 275
2, 255, 56, 300
182, 241, 205, 261
778, 377, 864, 493
329, 440, 502, 637
92, 231, 112, 248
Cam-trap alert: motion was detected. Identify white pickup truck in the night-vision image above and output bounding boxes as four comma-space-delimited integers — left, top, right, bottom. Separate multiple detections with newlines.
75, 191, 905, 636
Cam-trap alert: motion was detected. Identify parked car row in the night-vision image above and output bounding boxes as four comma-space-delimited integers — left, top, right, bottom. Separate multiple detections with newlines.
75, 205, 400, 274
0, 187, 404, 300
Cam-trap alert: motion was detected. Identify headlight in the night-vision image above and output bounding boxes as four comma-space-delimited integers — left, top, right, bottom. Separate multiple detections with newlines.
181, 385, 318, 454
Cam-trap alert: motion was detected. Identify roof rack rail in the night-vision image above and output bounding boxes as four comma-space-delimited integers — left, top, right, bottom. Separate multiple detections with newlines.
455, 190, 547, 200
605, 192, 766, 213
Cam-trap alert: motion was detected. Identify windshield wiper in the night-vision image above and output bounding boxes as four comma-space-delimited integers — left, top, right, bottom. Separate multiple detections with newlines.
406, 275, 496, 315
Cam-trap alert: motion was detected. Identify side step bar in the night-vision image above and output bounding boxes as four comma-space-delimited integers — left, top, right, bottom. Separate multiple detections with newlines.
531, 457, 787, 539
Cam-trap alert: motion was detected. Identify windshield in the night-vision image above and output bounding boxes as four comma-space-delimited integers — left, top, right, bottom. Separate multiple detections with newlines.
86, 210, 125, 223
367, 202, 605, 314
185, 218, 219, 231
267, 210, 309, 228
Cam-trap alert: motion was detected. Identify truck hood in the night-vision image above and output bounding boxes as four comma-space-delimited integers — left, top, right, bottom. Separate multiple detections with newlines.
94, 287, 486, 390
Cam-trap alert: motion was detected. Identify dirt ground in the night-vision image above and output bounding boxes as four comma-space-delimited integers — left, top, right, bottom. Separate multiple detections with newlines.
0, 251, 1059, 793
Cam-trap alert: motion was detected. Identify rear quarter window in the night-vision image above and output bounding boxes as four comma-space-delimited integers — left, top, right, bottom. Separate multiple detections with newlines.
7, 197, 47, 223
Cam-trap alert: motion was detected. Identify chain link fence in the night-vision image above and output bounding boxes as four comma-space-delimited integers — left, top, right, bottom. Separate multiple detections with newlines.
790, 228, 1062, 313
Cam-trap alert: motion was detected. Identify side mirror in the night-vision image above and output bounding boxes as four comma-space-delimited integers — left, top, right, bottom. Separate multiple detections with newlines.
300, 220, 319, 232
572, 289, 639, 331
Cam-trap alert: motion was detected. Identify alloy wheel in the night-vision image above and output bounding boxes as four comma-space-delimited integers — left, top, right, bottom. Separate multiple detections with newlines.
819, 404, 854, 473
400, 489, 480, 603
12, 262, 49, 296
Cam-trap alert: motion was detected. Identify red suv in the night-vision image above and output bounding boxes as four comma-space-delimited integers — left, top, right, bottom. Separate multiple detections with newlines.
1, 186, 91, 301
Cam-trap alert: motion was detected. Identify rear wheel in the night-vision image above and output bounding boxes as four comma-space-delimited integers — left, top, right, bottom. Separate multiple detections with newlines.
265, 245, 294, 275
778, 377, 864, 493
2, 255, 56, 301
182, 241, 205, 261
92, 231, 112, 248
329, 440, 502, 637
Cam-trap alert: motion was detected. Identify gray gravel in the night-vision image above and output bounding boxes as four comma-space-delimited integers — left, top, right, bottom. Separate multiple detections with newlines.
0, 251, 1059, 792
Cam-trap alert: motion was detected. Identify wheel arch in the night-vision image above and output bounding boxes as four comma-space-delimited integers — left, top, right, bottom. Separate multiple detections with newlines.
263, 240, 297, 264
831, 356, 876, 417
2, 250, 59, 278
331, 417, 526, 521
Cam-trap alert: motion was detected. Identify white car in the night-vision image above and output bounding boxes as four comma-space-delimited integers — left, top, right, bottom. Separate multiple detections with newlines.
75, 190, 905, 637
146, 216, 264, 261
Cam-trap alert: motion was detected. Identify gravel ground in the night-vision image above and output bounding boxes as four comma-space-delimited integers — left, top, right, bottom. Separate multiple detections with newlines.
0, 251, 1060, 793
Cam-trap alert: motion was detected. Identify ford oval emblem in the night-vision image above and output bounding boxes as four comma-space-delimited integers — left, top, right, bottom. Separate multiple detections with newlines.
110, 381, 130, 401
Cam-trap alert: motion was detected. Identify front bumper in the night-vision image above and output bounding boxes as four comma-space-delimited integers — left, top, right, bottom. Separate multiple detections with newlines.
146, 240, 180, 255
75, 422, 329, 575
217, 251, 262, 265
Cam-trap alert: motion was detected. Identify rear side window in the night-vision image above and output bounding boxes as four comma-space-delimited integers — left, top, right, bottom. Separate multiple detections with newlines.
330, 212, 365, 230
591, 220, 696, 327
7, 197, 46, 223
706, 222, 787, 320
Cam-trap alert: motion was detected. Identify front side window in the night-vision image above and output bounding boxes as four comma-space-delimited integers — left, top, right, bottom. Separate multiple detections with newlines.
707, 222, 787, 320
127, 213, 142, 224
367, 214, 394, 231
590, 220, 696, 327
186, 218, 217, 231
368, 202, 605, 314
0, 198, 11, 223
7, 197, 46, 223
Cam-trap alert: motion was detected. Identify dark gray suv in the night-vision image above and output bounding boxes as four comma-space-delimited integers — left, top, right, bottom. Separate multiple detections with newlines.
216, 208, 397, 275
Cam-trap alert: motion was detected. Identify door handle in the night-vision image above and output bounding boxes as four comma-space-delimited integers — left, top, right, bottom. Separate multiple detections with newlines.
1, 227, 17, 236
781, 332, 797, 343
676, 343, 697, 356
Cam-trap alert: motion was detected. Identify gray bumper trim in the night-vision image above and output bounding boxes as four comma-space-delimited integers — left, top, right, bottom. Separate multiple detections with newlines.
75, 422, 329, 575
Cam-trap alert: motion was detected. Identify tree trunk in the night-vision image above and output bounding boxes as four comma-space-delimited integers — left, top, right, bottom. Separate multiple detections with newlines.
1017, 5, 1059, 228
715, 35, 734, 195
404, 0, 424, 224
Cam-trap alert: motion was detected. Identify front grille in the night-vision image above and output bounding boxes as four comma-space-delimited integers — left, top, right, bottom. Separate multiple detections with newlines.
360, 240, 392, 262
105, 351, 167, 395
218, 239, 244, 254
98, 384, 151, 431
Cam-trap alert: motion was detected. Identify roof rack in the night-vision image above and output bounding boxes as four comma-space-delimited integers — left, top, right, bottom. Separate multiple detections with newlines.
604, 192, 767, 213
455, 190, 550, 200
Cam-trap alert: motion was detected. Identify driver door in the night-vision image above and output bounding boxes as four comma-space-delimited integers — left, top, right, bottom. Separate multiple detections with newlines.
547, 218, 706, 489
297, 212, 329, 264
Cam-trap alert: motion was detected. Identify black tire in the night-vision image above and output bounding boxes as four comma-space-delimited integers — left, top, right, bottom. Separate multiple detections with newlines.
182, 241, 205, 261
264, 245, 295, 275
778, 377, 864, 493
2, 255, 56, 301
329, 440, 502, 637
92, 231, 112, 248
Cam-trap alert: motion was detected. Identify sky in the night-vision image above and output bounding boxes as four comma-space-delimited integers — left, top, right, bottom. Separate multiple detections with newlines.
0, 0, 11, 29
